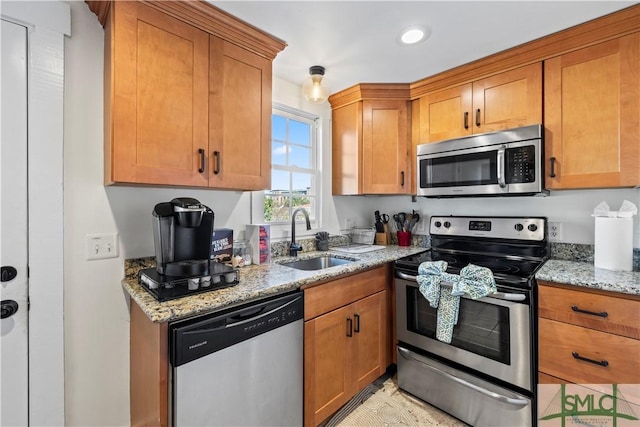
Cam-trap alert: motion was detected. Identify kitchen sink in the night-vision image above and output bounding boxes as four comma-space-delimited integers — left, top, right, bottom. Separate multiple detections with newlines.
279, 255, 356, 271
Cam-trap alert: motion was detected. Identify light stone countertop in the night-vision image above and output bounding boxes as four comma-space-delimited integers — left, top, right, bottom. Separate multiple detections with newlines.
122, 246, 428, 323
535, 259, 640, 296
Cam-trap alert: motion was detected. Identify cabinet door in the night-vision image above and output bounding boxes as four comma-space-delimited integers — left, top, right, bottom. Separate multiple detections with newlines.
109, 2, 209, 186
417, 84, 472, 143
304, 305, 354, 427
545, 34, 640, 189
472, 63, 542, 133
353, 291, 387, 391
331, 102, 363, 195
362, 100, 409, 194
209, 37, 272, 190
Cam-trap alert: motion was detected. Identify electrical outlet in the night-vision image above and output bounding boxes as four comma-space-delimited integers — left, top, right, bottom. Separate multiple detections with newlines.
417, 217, 428, 233
548, 222, 563, 242
344, 218, 354, 230
86, 233, 119, 260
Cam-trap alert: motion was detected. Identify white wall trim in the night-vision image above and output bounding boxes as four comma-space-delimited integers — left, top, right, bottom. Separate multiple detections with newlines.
1, 2, 69, 425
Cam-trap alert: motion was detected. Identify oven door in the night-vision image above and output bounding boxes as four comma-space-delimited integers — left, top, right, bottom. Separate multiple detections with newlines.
395, 275, 532, 392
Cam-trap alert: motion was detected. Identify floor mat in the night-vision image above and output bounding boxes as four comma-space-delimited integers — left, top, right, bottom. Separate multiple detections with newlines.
332, 376, 468, 427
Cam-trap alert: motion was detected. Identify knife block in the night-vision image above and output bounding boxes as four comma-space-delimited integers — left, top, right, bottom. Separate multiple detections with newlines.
375, 232, 389, 245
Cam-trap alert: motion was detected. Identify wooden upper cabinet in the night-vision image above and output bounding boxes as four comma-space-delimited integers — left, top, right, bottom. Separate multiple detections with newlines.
209, 37, 272, 190
362, 100, 409, 194
544, 33, 640, 189
473, 63, 542, 133
329, 84, 410, 195
416, 84, 472, 143
106, 2, 210, 186
87, 0, 285, 189
416, 63, 542, 143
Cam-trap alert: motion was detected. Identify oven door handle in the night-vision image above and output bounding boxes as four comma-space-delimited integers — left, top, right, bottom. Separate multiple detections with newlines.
396, 272, 526, 302
398, 347, 529, 407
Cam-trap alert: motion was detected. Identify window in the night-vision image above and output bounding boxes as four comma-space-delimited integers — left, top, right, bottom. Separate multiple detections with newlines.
265, 104, 319, 226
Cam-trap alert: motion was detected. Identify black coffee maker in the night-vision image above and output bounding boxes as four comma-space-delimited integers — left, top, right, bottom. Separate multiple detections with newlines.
152, 197, 214, 277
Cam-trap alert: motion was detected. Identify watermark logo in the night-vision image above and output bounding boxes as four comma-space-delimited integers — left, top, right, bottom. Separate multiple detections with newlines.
539, 384, 639, 426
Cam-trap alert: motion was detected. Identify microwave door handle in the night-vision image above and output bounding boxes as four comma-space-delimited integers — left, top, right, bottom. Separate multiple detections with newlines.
497, 146, 506, 188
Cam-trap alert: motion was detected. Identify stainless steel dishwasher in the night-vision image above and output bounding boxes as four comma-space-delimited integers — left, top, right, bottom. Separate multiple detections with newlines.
169, 291, 303, 426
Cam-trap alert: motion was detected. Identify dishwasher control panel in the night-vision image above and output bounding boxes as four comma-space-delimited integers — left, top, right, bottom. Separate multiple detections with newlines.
170, 291, 304, 367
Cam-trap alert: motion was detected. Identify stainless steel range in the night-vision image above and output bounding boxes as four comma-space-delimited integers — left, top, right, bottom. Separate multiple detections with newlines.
395, 216, 548, 427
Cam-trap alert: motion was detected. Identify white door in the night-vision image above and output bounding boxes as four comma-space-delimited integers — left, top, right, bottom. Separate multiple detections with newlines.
1, 18, 29, 426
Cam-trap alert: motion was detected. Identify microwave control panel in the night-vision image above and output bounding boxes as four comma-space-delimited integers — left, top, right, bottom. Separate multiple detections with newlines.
505, 145, 536, 183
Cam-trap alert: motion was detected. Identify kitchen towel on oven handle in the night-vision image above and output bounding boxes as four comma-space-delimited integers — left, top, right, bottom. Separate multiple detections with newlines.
416, 261, 496, 343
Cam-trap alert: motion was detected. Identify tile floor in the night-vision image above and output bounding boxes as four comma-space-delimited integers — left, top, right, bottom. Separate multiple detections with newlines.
334, 376, 468, 426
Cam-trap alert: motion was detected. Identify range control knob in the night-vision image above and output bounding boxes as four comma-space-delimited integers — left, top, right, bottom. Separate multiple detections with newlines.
443, 221, 451, 228
515, 224, 524, 231
1, 300, 19, 319
528, 224, 538, 232
434, 221, 442, 228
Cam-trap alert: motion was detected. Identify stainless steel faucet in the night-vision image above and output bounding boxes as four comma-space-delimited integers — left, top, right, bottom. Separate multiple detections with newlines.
289, 208, 311, 256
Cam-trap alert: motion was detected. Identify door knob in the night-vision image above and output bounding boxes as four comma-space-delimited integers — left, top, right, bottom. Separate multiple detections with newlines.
1, 266, 17, 282
1, 300, 19, 319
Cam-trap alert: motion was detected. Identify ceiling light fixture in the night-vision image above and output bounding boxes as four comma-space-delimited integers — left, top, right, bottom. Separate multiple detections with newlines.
398, 25, 430, 45
302, 65, 330, 104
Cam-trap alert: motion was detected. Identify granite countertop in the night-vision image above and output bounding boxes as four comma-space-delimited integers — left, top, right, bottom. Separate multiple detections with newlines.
123, 245, 428, 323
535, 259, 640, 296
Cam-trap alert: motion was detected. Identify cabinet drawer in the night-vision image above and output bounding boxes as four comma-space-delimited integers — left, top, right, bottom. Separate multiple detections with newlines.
304, 265, 389, 320
538, 282, 640, 339
539, 318, 640, 384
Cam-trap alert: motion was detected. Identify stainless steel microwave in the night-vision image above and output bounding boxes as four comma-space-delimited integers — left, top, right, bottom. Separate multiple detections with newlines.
417, 125, 543, 197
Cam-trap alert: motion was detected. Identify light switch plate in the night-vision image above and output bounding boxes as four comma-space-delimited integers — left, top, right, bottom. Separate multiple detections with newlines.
86, 233, 119, 260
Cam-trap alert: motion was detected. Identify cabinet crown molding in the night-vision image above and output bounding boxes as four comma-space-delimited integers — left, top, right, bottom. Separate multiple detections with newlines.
329, 83, 410, 109
85, 0, 287, 60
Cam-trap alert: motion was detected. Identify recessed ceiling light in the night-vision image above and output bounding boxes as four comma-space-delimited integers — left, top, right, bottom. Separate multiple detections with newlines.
398, 25, 430, 45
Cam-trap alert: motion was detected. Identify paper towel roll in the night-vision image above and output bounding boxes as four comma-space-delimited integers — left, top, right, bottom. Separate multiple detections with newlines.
594, 217, 633, 271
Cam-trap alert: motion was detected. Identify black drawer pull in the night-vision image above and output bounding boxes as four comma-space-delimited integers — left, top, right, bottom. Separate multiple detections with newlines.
572, 351, 609, 367
571, 305, 608, 318
354, 313, 360, 333
475, 109, 481, 127
463, 112, 469, 129
346, 317, 353, 337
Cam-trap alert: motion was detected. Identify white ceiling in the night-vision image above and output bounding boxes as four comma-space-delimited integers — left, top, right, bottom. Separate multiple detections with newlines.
211, 1, 636, 95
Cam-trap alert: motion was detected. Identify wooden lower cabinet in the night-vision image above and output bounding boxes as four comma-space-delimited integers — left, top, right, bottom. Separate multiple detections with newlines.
538, 281, 640, 385
130, 302, 169, 427
303, 266, 391, 426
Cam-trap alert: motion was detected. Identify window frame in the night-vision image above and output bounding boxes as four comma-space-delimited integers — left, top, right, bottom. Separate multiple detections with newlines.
252, 103, 321, 238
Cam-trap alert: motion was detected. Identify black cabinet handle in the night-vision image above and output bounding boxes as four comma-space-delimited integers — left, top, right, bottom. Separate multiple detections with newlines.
354, 314, 360, 333
475, 109, 481, 127
346, 317, 353, 337
1, 300, 19, 319
213, 151, 221, 175
198, 149, 205, 173
463, 112, 469, 129
1, 266, 17, 282
572, 351, 609, 367
549, 157, 557, 178
400, 171, 405, 187
571, 305, 608, 318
